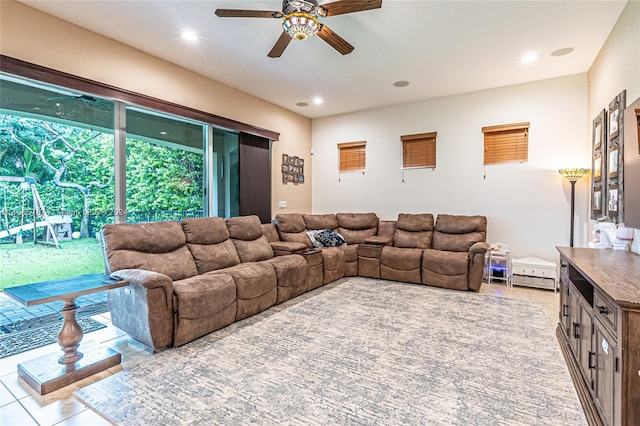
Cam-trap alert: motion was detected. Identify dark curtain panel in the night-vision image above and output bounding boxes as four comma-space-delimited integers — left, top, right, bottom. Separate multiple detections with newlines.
239, 133, 272, 223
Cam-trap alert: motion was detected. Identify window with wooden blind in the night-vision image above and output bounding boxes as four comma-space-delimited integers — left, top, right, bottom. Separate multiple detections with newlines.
401, 132, 437, 169
338, 141, 366, 172
482, 122, 530, 165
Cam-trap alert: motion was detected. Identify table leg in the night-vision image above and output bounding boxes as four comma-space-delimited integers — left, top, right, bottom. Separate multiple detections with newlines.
57, 298, 84, 364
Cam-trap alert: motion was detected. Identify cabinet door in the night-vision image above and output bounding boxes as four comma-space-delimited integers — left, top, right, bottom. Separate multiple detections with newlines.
593, 322, 617, 426
577, 299, 594, 386
569, 289, 581, 355
559, 277, 571, 337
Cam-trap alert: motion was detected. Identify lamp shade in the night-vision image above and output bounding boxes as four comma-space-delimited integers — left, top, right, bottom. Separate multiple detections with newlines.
558, 168, 591, 182
282, 12, 319, 40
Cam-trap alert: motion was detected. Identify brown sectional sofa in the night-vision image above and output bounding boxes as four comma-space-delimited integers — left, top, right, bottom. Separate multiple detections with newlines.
101, 212, 488, 350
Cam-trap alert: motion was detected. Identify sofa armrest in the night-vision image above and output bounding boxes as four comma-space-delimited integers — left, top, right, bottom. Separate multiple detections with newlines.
108, 269, 174, 350
469, 241, 489, 254
270, 241, 309, 256
467, 242, 489, 292
112, 269, 173, 291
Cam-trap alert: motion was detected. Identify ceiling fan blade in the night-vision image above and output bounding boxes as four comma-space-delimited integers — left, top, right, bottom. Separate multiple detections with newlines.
268, 32, 293, 58
317, 25, 354, 55
321, 0, 382, 17
215, 9, 283, 19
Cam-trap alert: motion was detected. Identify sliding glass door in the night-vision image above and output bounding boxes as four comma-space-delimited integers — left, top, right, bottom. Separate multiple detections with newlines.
125, 107, 206, 223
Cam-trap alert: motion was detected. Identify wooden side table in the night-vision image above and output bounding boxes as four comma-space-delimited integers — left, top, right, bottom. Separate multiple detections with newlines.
4, 274, 129, 394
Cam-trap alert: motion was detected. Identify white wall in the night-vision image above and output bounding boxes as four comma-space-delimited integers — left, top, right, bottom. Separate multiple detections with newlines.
312, 74, 589, 263
588, 0, 640, 254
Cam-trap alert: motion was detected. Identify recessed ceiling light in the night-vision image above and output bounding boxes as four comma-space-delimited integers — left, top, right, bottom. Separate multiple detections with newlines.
313, 97, 323, 105
296, 102, 309, 107
182, 30, 199, 42
521, 52, 538, 64
393, 81, 410, 88
551, 47, 574, 57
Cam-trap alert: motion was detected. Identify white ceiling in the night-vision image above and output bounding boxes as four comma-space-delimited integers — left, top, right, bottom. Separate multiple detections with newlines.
21, 0, 627, 119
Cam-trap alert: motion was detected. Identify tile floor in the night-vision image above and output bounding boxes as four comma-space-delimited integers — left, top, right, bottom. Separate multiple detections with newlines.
0, 281, 562, 426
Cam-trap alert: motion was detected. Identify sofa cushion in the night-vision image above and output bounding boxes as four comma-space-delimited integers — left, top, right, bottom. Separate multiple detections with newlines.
336, 213, 378, 244
172, 273, 236, 319
422, 249, 469, 290
275, 213, 313, 248
275, 213, 306, 233
182, 217, 229, 244
226, 215, 264, 241
380, 246, 423, 271
432, 214, 487, 252
233, 236, 275, 262
302, 214, 338, 230
187, 239, 240, 274
208, 262, 277, 321
102, 221, 198, 281
264, 255, 308, 304
226, 215, 275, 262
393, 214, 434, 249
182, 217, 240, 274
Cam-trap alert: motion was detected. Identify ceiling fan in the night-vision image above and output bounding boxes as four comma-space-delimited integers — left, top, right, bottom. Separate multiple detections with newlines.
215, 0, 382, 58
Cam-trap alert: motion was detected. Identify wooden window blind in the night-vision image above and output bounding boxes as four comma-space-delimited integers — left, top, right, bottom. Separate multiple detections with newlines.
401, 132, 437, 169
482, 122, 530, 165
338, 141, 366, 172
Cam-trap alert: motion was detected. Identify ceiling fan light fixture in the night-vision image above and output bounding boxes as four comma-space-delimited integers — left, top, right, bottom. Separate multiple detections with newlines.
282, 12, 319, 40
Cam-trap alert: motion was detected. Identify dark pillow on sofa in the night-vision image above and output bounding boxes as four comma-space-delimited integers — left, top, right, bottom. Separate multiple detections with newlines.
314, 229, 347, 247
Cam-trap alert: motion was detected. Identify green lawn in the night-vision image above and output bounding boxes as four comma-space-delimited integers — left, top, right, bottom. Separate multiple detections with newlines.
0, 239, 105, 291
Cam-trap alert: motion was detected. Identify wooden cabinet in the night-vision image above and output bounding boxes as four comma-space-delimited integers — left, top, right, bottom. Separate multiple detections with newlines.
556, 247, 640, 426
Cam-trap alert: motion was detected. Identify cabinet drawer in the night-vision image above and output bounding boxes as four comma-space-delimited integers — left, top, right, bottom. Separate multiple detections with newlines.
594, 290, 618, 334
512, 274, 557, 290
512, 265, 556, 278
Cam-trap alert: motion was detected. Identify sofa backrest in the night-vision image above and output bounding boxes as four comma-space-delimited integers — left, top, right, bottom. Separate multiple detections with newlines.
182, 217, 241, 274
394, 213, 434, 249
302, 213, 338, 230
261, 223, 280, 243
274, 213, 313, 248
101, 221, 198, 281
432, 214, 487, 252
378, 220, 397, 239
226, 215, 275, 262
336, 213, 378, 244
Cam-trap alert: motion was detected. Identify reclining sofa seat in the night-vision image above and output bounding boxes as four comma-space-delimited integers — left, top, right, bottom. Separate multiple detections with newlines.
380, 214, 434, 284
422, 214, 488, 291
335, 213, 378, 276
101, 220, 236, 349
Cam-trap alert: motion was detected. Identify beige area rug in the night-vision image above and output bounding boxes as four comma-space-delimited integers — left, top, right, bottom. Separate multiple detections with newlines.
76, 278, 586, 425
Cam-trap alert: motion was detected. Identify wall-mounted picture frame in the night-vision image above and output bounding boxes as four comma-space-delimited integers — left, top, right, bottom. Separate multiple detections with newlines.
281, 153, 305, 185
594, 117, 602, 149
594, 153, 602, 181
609, 106, 619, 139
591, 109, 607, 220
608, 185, 619, 213
608, 146, 619, 178
594, 189, 602, 213
605, 91, 626, 223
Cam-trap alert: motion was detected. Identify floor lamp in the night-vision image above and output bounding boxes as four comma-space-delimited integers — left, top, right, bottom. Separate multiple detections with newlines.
559, 168, 591, 247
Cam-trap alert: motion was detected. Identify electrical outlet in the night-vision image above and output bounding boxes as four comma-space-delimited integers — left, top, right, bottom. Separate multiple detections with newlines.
278, 201, 287, 209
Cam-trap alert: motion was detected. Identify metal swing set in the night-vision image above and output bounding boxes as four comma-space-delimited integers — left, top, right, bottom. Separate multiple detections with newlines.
0, 176, 63, 249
